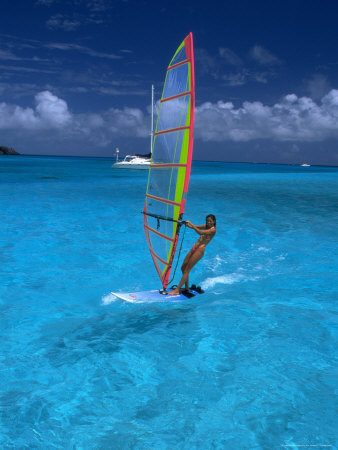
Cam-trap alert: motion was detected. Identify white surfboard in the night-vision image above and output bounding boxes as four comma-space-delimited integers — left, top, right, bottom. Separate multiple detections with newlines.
111, 287, 203, 304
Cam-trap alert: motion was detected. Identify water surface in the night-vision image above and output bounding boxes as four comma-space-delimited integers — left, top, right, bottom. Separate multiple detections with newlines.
0, 156, 337, 448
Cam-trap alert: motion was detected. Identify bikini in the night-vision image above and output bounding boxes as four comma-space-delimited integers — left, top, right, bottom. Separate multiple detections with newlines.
191, 243, 205, 254
191, 227, 214, 255
191, 243, 199, 254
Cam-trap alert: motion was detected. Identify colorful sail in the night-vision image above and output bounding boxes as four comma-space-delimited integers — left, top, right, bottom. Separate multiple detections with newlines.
143, 33, 195, 289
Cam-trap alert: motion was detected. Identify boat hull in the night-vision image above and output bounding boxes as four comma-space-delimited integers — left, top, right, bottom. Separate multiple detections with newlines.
112, 163, 150, 169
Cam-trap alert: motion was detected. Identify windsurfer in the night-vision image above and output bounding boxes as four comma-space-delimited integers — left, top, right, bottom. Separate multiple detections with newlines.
169, 214, 216, 295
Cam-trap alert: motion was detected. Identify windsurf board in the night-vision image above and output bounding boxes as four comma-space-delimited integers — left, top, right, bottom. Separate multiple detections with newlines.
111, 287, 203, 304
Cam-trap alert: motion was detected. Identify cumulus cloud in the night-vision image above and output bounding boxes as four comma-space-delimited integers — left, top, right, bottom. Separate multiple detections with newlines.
0, 92, 94, 133
71, 106, 149, 146
35, 91, 72, 127
1, 90, 338, 147
195, 89, 338, 142
0, 91, 71, 130
0, 90, 149, 146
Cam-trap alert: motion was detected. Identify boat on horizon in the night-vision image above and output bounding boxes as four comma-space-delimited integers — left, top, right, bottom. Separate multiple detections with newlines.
112, 86, 154, 170
112, 152, 151, 169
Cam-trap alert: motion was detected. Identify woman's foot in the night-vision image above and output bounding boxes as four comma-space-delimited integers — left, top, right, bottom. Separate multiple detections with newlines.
169, 289, 180, 296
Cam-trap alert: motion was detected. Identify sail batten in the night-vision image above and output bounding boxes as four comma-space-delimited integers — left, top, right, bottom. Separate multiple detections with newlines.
149, 248, 170, 266
154, 126, 190, 137
143, 33, 195, 289
144, 224, 175, 242
167, 60, 189, 71
146, 193, 181, 207
161, 91, 192, 103
150, 163, 187, 168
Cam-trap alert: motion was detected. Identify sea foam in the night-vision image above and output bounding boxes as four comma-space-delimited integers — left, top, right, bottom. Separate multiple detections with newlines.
201, 273, 246, 290
101, 293, 118, 305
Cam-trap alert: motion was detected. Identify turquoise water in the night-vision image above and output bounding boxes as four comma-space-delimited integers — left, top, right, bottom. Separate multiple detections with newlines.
0, 156, 337, 449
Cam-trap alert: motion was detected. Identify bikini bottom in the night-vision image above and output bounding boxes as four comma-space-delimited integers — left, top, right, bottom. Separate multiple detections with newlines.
191, 244, 204, 255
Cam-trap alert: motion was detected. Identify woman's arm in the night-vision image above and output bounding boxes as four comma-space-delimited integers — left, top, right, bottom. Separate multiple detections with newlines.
186, 221, 215, 236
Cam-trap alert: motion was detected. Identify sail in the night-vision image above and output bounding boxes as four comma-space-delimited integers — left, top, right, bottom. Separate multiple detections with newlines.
143, 33, 195, 289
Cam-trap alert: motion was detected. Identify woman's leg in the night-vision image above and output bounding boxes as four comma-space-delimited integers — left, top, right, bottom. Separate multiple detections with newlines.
181, 249, 194, 289
181, 248, 193, 272
169, 248, 205, 295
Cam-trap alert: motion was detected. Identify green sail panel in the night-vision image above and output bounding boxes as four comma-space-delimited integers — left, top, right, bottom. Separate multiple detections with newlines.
143, 33, 195, 289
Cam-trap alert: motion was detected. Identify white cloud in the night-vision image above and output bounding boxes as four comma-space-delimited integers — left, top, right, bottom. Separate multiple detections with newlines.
45, 42, 122, 60
35, 91, 72, 127
72, 106, 149, 146
43, 1, 110, 31
46, 14, 82, 31
195, 90, 338, 142
0, 90, 149, 146
219, 48, 243, 66
250, 45, 282, 66
86, 0, 111, 13
0, 50, 21, 61
0, 91, 71, 130
221, 72, 248, 86
0, 104, 38, 130
1, 90, 338, 148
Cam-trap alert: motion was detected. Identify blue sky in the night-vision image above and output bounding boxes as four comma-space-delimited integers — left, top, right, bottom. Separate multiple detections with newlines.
1, 0, 338, 164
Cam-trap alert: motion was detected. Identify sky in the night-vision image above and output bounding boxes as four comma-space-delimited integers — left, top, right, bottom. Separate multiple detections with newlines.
0, 0, 338, 165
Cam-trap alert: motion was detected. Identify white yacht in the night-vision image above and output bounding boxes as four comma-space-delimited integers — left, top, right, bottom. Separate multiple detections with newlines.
113, 85, 154, 170
113, 154, 151, 169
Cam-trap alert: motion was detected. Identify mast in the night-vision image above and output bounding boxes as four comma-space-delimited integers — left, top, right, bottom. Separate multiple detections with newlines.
150, 84, 154, 154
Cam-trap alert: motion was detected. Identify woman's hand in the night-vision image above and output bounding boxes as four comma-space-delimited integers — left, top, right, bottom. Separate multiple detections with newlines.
185, 220, 193, 228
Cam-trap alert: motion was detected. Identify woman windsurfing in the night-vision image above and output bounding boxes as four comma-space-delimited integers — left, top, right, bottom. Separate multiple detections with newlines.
169, 214, 216, 296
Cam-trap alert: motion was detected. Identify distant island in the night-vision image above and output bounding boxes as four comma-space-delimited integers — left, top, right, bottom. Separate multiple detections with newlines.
0, 146, 20, 155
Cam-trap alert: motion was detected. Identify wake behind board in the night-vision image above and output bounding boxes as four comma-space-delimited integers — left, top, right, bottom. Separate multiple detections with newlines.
111, 287, 203, 304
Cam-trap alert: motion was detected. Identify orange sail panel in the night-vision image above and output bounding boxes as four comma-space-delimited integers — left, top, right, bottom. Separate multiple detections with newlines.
143, 33, 195, 289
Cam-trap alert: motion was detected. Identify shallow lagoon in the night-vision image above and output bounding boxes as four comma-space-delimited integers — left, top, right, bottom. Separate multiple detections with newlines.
0, 156, 337, 448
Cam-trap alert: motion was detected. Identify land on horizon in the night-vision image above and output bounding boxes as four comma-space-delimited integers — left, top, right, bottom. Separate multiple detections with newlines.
0, 146, 20, 155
